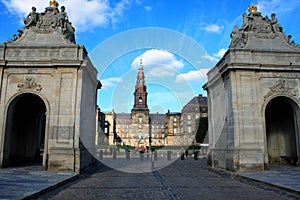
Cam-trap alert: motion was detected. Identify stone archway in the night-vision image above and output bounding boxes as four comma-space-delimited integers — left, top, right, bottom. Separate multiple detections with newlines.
3, 93, 47, 167
265, 97, 299, 165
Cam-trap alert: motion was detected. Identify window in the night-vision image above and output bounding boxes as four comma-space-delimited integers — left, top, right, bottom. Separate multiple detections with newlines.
187, 114, 191, 120
138, 117, 142, 123
139, 97, 143, 104
174, 128, 177, 134
139, 124, 142, 129
188, 126, 191, 133
173, 117, 177, 122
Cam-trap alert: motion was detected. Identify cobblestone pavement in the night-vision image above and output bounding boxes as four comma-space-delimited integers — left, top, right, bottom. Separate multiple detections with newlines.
37, 158, 300, 200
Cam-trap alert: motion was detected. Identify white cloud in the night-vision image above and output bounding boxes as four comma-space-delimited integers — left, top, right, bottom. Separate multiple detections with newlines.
203, 23, 223, 33
131, 49, 184, 78
213, 48, 227, 58
202, 53, 217, 62
101, 77, 121, 89
1, 0, 45, 16
176, 69, 209, 83
144, 6, 152, 11
0, 0, 138, 31
256, 0, 300, 16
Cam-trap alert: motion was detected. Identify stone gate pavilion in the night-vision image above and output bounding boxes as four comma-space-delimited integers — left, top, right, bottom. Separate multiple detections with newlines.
204, 5, 300, 172
0, 1, 99, 173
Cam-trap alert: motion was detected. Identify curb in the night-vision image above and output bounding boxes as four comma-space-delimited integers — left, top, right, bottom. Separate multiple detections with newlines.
22, 173, 78, 200
237, 174, 300, 196
208, 166, 300, 197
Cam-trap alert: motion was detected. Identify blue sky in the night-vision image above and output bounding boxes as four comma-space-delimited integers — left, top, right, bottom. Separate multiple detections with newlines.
1, 0, 300, 113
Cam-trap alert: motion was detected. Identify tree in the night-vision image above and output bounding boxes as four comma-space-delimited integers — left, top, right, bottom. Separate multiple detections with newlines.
195, 117, 208, 143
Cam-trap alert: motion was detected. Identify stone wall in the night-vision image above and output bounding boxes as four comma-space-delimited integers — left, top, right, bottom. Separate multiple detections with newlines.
204, 6, 300, 172
0, 44, 98, 173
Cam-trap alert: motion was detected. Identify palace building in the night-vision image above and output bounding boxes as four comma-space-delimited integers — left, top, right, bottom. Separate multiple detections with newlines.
101, 60, 208, 147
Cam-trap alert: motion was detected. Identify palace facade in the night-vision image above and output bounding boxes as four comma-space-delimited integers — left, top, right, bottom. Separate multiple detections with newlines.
98, 60, 208, 147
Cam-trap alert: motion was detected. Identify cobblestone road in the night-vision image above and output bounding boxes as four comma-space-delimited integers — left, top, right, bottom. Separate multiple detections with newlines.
37, 158, 300, 200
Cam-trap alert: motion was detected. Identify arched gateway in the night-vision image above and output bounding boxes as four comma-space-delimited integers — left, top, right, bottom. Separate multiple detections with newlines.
204, 4, 300, 172
0, 2, 100, 173
4, 93, 47, 167
265, 97, 299, 166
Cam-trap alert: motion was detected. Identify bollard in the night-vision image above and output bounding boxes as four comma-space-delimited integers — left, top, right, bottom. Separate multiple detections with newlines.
167, 151, 171, 161
99, 150, 103, 160
154, 151, 157, 161
126, 151, 130, 161
151, 151, 155, 170
113, 150, 116, 160
140, 153, 144, 161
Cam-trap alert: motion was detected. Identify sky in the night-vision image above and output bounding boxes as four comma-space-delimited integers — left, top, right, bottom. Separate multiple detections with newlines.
1, 0, 300, 113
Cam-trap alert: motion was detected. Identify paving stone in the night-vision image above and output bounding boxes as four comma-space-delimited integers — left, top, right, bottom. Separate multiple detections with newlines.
37, 158, 300, 200
0, 165, 77, 200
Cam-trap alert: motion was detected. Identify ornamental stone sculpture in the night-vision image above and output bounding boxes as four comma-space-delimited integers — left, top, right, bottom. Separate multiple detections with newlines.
229, 4, 299, 49
24, 7, 39, 28
6, 0, 75, 44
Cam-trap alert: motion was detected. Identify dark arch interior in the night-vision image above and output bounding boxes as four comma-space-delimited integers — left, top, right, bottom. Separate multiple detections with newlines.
265, 97, 298, 165
3, 93, 46, 167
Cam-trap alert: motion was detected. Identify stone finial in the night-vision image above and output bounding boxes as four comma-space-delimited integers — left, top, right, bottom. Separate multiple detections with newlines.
139, 58, 143, 69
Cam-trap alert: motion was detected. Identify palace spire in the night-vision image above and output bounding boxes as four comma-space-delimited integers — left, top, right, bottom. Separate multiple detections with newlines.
133, 58, 148, 109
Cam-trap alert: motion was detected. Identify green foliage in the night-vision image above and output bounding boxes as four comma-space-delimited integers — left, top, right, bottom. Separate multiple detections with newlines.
150, 146, 165, 150
195, 117, 208, 143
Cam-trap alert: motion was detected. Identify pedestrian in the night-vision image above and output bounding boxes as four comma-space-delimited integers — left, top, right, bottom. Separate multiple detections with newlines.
181, 148, 184, 160
125, 145, 130, 161
185, 149, 188, 159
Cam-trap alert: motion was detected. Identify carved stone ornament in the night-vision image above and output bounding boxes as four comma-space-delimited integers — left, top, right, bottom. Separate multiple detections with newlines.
7, 1, 75, 44
17, 77, 42, 92
229, 5, 299, 49
264, 79, 298, 100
